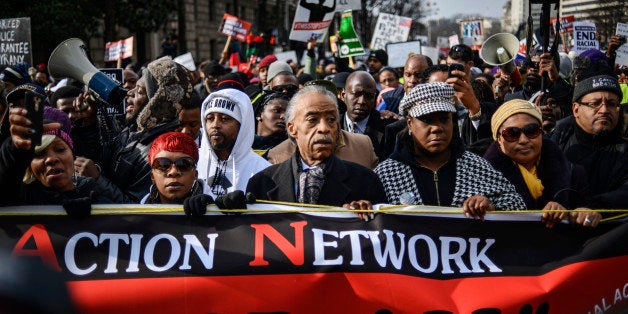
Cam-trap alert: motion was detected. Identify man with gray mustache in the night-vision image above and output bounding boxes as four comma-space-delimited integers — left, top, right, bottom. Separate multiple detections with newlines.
247, 85, 387, 221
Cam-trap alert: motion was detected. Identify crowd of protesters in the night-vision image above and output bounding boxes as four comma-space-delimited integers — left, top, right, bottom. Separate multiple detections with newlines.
0, 31, 626, 228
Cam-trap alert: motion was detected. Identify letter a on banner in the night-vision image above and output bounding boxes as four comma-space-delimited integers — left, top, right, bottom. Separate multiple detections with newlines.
12, 224, 61, 271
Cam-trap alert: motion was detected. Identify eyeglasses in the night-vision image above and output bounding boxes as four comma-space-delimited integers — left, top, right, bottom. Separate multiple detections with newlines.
500, 123, 542, 142
271, 84, 298, 94
577, 99, 620, 111
151, 157, 196, 173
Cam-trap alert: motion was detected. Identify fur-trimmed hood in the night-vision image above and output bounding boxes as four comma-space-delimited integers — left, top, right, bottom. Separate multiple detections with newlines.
136, 56, 193, 132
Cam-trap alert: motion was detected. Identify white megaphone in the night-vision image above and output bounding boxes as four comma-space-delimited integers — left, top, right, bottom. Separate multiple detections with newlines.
48, 38, 126, 106
480, 33, 522, 86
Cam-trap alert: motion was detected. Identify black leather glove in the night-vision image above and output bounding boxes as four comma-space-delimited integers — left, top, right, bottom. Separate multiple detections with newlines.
215, 190, 255, 213
183, 194, 214, 217
62, 192, 95, 219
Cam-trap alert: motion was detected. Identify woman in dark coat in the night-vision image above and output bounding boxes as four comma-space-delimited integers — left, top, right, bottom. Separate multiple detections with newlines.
484, 99, 602, 227
0, 105, 116, 213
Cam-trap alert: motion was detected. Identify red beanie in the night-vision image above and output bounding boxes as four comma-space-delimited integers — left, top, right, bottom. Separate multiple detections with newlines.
148, 132, 199, 164
258, 55, 277, 70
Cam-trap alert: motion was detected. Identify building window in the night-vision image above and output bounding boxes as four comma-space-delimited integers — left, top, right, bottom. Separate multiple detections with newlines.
209, 1, 215, 21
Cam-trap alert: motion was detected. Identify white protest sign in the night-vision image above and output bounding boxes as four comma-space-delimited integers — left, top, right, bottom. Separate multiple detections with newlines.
275, 50, 299, 63
449, 35, 460, 47
174, 52, 196, 71
386, 41, 421, 68
370, 13, 412, 50
615, 22, 628, 67
336, 0, 361, 12
437, 36, 449, 48
421, 46, 440, 66
289, 0, 336, 43
572, 21, 599, 55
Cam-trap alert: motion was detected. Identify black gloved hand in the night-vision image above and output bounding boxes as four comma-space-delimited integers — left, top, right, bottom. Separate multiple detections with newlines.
215, 190, 250, 213
183, 194, 214, 217
62, 192, 95, 219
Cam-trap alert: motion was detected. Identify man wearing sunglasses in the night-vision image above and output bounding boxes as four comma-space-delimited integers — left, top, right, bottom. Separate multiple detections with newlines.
266, 61, 298, 97
550, 74, 627, 213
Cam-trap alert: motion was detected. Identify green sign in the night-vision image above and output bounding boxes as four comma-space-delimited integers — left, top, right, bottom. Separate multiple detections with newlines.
338, 10, 365, 58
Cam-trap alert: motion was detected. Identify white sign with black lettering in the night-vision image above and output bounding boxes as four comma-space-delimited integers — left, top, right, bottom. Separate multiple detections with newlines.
615, 22, 628, 67
573, 22, 599, 55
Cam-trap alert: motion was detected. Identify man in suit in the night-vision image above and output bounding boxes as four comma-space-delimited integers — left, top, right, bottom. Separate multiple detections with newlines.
247, 85, 387, 220
340, 71, 396, 160
266, 129, 378, 169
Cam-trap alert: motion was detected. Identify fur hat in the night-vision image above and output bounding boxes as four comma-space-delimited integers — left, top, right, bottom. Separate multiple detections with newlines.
399, 82, 457, 118
572, 75, 622, 103
491, 99, 542, 140
266, 61, 293, 84
136, 56, 193, 132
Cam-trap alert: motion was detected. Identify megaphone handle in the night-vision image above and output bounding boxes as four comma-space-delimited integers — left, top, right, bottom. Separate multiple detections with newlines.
509, 68, 522, 87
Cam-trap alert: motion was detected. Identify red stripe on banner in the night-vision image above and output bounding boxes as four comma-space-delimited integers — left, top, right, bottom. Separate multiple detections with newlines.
68, 255, 628, 313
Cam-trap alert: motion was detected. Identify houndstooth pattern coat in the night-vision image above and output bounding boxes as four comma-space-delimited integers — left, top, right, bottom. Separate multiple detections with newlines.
375, 151, 526, 210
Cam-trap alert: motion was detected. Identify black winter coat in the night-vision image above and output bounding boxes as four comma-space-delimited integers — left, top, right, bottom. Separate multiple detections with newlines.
484, 138, 589, 209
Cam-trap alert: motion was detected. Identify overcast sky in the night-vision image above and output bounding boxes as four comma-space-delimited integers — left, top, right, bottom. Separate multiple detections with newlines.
428, 0, 507, 19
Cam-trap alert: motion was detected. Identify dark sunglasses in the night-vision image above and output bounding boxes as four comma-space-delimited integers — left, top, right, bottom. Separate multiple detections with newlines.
271, 84, 298, 94
151, 157, 196, 173
500, 123, 542, 142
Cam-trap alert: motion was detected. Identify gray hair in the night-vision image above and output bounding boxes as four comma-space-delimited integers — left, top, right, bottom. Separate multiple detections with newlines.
285, 85, 338, 124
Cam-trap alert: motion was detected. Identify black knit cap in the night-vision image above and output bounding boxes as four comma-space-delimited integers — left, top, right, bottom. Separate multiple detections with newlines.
368, 49, 388, 66
572, 75, 622, 102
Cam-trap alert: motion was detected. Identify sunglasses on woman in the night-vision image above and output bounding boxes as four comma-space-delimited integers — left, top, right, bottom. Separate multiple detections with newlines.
151, 157, 196, 173
500, 123, 542, 142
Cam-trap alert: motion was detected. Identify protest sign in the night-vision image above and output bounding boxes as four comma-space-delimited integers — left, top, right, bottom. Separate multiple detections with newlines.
421, 46, 440, 66
289, 0, 336, 43
104, 37, 134, 62
386, 41, 421, 68
219, 13, 251, 42
615, 22, 628, 67
0, 205, 626, 313
370, 13, 412, 51
338, 10, 365, 58
460, 19, 484, 46
0, 17, 32, 67
99, 68, 123, 84
336, 0, 361, 12
275, 50, 299, 63
573, 21, 599, 55
173, 52, 196, 71
449, 34, 460, 47
437, 36, 449, 48
550, 15, 575, 34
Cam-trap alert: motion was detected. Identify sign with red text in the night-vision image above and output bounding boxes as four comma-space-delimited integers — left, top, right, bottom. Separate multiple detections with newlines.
104, 36, 134, 62
550, 15, 575, 34
289, 0, 336, 43
219, 13, 251, 42
0, 205, 626, 313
